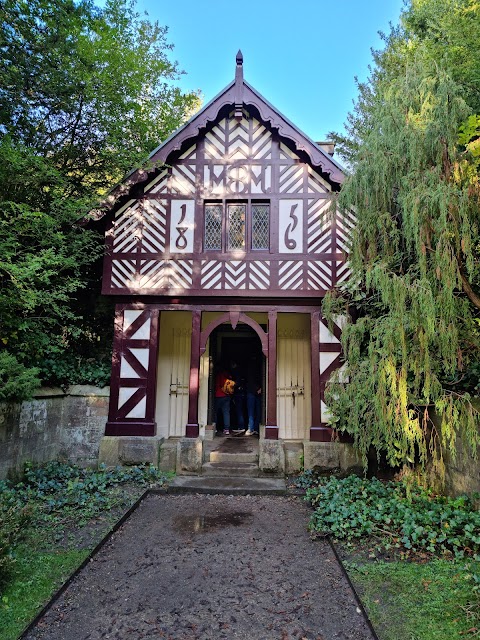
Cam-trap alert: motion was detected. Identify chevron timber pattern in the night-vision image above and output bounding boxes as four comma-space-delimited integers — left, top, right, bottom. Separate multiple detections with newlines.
308, 199, 332, 253
142, 200, 167, 253
201, 260, 270, 290
107, 108, 354, 295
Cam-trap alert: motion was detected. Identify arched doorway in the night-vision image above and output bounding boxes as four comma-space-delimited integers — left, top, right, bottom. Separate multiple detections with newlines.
207, 323, 265, 431
185, 310, 278, 439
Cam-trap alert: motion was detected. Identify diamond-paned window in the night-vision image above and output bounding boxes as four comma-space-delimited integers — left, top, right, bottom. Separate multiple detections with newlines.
251, 204, 270, 250
227, 204, 246, 250
204, 204, 222, 250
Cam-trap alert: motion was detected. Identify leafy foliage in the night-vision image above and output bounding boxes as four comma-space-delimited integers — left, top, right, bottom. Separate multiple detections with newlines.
1, 461, 165, 521
324, 0, 480, 478
0, 352, 40, 402
0, 461, 169, 637
0, 505, 30, 578
0, 461, 167, 580
0, 0, 200, 399
304, 475, 480, 558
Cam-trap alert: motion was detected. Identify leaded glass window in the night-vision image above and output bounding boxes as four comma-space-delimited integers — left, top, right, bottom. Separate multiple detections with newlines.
251, 204, 270, 250
204, 204, 222, 250
227, 204, 246, 250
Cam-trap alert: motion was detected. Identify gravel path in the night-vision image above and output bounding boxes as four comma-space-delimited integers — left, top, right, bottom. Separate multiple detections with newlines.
25, 494, 376, 640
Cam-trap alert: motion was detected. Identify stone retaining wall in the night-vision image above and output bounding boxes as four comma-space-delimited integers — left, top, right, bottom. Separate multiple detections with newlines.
0, 386, 109, 480
0, 387, 478, 499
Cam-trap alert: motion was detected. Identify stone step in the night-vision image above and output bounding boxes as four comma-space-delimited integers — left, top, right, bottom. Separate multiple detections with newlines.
202, 462, 259, 478
209, 450, 259, 464
168, 476, 286, 495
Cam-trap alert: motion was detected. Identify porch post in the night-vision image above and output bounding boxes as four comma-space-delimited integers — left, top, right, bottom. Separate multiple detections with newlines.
185, 309, 201, 438
105, 305, 159, 436
265, 310, 279, 439
309, 310, 331, 441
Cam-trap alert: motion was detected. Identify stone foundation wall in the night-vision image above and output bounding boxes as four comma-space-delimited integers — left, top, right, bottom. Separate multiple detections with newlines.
0, 386, 109, 480
0, 387, 478, 498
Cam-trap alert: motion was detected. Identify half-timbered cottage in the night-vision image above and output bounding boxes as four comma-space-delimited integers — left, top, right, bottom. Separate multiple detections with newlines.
96, 53, 355, 472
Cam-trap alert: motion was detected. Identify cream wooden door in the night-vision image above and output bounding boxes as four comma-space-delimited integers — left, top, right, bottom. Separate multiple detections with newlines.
276, 314, 311, 440
156, 311, 191, 438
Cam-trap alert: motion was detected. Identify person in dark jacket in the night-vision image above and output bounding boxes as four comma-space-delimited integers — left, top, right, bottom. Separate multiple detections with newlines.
230, 360, 246, 433
214, 365, 233, 435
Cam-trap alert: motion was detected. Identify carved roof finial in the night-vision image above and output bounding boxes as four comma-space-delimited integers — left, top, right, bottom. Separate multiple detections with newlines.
234, 49, 244, 121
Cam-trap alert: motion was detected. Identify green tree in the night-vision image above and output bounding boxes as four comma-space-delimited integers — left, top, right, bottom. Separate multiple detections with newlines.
0, 0, 200, 399
324, 0, 480, 481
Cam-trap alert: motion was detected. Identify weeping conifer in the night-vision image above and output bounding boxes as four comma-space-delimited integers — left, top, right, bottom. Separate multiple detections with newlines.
324, 2, 480, 482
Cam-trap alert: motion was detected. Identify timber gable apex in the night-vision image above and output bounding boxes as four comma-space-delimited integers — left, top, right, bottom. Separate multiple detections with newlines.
93, 55, 344, 221
99, 54, 353, 299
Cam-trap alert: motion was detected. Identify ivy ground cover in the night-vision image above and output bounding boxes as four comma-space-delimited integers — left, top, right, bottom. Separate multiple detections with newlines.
0, 462, 168, 640
301, 474, 480, 639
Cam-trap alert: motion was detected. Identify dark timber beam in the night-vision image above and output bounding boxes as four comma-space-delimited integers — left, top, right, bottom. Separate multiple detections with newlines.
265, 310, 278, 439
185, 309, 201, 438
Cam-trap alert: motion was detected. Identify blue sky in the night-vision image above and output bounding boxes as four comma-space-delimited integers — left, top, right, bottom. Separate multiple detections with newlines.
135, 0, 405, 141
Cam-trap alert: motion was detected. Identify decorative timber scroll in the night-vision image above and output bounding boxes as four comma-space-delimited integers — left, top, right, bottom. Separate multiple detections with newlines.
105, 306, 159, 436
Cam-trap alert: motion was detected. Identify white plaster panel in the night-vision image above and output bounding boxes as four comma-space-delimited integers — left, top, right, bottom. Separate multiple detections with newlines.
145, 171, 167, 193
319, 351, 339, 375
279, 199, 303, 253
119, 356, 139, 379
125, 396, 146, 419
130, 317, 151, 340
251, 166, 271, 193
123, 310, 143, 332
179, 144, 196, 160
319, 320, 340, 344
170, 200, 194, 253
129, 348, 149, 370
114, 199, 136, 219
321, 400, 332, 423
118, 387, 137, 409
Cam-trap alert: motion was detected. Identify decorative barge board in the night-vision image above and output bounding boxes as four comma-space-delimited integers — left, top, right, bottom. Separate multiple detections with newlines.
95, 52, 353, 444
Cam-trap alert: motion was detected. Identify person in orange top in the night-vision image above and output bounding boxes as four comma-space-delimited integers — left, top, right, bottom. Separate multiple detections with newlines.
214, 365, 233, 435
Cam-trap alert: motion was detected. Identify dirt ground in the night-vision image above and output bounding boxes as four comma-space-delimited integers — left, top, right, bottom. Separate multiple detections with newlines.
25, 494, 376, 640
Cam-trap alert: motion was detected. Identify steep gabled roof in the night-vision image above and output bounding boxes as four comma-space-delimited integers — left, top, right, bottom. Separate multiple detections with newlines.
92, 51, 345, 219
